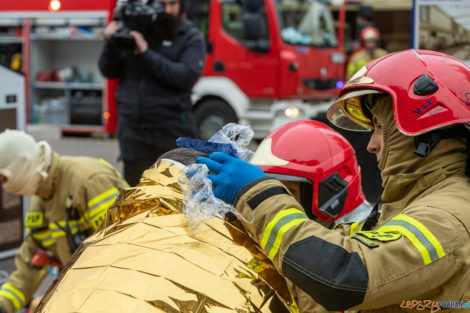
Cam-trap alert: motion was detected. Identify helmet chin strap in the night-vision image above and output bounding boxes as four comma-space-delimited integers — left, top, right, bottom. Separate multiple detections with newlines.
414, 126, 467, 157
414, 131, 443, 157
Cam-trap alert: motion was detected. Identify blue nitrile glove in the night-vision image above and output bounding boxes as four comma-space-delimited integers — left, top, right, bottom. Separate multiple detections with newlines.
196, 152, 266, 204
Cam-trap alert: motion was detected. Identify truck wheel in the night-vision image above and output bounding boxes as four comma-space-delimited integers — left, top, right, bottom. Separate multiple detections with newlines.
194, 99, 238, 140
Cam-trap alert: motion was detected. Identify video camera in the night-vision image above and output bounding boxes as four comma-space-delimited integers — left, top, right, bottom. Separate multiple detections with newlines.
111, 0, 164, 51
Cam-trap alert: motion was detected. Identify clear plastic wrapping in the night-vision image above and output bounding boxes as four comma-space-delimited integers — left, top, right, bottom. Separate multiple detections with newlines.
208, 123, 254, 161
181, 123, 254, 228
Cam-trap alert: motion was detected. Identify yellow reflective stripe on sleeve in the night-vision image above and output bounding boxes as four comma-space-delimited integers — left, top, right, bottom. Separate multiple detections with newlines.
90, 206, 109, 229
24, 212, 44, 227
40, 238, 55, 248
87, 188, 119, 217
32, 230, 50, 240
32, 230, 55, 248
267, 219, 308, 260
49, 223, 66, 238
380, 214, 445, 265
49, 220, 80, 238
260, 208, 309, 260
0, 283, 25, 310
89, 197, 116, 220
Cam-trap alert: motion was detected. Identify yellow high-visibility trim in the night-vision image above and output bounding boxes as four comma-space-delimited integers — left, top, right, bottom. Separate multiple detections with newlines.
379, 214, 445, 265
49, 218, 91, 238
0, 283, 25, 310
31, 230, 51, 240
49, 222, 70, 238
392, 214, 445, 259
379, 224, 432, 264
0, 290, 21, 310
349, 222, 360, 237
87, 187, 119, 210
50, 229, 66, 238
260, 208, 305, 249
32, 230, 55, 248
268, 218, 308, 260
41, 238, 55, 247
24, 212, 43, 227
90, 206, 111, 229
89, 198, 116, 220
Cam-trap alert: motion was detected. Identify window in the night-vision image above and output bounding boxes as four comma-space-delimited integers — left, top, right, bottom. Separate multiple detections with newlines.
277, 0, 337, 48
221, 0, 270, 51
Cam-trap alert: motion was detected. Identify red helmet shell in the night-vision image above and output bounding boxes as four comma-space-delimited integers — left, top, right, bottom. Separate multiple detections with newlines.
339, 49, 470, 135
251, 120, 365, 222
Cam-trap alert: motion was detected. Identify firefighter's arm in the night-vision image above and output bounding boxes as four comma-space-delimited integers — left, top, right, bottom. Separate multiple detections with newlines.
77, 172, 125, 230
234, 178, 462, 311
0, 236, 47, 313
138, 29, 206, 92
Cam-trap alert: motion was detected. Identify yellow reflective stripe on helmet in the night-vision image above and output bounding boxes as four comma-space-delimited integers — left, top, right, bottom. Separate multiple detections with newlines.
87, 188, 119, 218
24, 212, 44, 227
379, 214, 445, 265
260, 208, 309, 259
0, 283, 25, 310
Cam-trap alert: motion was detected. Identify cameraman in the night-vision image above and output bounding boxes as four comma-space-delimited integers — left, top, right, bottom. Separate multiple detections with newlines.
98, 0, 206, 186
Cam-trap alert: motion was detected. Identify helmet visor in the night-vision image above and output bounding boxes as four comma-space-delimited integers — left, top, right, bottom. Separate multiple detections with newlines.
327, 89, 382, 131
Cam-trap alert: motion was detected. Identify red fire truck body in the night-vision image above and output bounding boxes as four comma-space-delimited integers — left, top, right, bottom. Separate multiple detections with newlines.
188, 0, 346, 138
0, 0, 346, 138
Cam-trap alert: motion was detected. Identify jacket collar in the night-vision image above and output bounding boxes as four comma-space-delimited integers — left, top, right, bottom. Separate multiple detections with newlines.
35, 152, 60, 200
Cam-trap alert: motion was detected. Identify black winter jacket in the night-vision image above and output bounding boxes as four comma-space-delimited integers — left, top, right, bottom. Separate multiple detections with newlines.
98, 19, 206, 130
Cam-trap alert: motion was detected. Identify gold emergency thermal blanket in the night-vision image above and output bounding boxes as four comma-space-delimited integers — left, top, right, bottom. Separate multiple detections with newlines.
37, 160, 298, 313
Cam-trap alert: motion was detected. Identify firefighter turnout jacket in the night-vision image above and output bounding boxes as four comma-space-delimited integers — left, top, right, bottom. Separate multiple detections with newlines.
232, 97, 470, 312
0, 152, 127, 313
346, 48, 387, 81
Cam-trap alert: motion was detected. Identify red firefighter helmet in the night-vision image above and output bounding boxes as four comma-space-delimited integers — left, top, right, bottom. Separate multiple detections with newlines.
250, 120, 366, 222
328, 49, 470, 135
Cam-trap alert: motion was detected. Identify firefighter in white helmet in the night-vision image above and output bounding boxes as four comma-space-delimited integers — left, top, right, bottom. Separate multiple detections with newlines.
0, 130, 127, 313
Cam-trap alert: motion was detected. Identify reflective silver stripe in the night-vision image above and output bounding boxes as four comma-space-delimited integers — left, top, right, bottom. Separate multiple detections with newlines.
264, 212, 309, 254
0, 283, 25, 310
383, 219, 439, 262
88, 188, 119, 209
49, 221, 80, 238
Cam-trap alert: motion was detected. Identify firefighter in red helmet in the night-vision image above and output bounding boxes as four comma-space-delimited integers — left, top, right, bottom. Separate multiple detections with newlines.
346, 26, 387, 81
251, 120, 372, 313
197, 49, 470, 311
251, 120, 371, 225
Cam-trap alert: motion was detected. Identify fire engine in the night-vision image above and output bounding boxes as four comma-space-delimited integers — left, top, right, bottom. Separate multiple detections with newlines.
186, 0, 346, 139
0, 0, 346, 139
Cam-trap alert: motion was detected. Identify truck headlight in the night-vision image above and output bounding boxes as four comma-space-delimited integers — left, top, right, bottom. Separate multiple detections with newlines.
285, 107, 300, 118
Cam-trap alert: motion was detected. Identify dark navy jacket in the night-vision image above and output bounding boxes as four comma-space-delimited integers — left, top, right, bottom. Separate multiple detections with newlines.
98, 19, 206, 131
